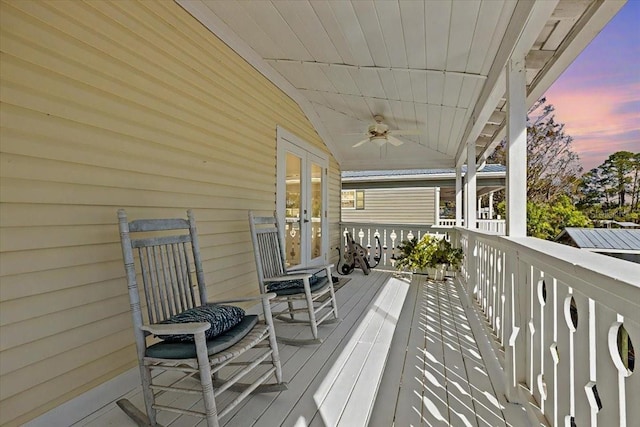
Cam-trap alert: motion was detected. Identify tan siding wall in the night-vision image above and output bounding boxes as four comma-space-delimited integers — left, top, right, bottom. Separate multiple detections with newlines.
328, 163, 342, 264
341, 188, 436, 225
0, 1, 340, 425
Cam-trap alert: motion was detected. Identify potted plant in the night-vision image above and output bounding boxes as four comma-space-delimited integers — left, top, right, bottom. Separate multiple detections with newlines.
395, 235, 463, 280
395, 235, 437, 273
429, 238, 464, 280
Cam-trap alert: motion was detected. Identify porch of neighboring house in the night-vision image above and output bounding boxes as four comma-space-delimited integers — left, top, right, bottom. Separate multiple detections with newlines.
67, 270, 530, 427
340, 166, 507, 235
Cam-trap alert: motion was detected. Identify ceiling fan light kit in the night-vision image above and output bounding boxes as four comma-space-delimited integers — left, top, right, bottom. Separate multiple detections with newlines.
351, 114, 420, 148
371, 136, 387, 147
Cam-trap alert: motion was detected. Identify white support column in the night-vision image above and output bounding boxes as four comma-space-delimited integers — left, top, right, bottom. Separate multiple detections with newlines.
465, 144, 478, 305
489, 192, 494, 219
456, 165, 463, 227
506, 56, 527, 237
465, 143, 477, 230
504, 55, 528, 404
434, 187, 441, 226
478, 197, 483, 219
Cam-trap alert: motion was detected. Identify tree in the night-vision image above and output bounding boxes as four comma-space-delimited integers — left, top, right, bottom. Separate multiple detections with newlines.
499, 196, 591, 240
489, 98, 583, 204
526, 99, 583, 202
578, 151, 640, 216
603, 151, 634, 209
631, 154, 640, 211
487, 98, 588, 239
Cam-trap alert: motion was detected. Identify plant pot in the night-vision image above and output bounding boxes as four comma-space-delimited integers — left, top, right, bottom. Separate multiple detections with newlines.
426, 264, 447, 281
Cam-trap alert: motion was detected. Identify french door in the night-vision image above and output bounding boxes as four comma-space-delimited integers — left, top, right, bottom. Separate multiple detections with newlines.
276, 127, 328, 268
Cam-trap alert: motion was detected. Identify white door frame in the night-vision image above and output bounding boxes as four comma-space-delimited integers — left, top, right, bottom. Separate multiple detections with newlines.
276, 126, 329, 267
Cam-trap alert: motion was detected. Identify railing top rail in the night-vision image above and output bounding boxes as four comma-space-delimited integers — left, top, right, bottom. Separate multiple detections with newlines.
340, 222, 448, 229
453, 226, 502, 236
340, 222, 452, 233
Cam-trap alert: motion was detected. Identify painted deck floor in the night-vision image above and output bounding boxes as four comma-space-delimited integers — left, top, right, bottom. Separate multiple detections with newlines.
74, 272, 529, 427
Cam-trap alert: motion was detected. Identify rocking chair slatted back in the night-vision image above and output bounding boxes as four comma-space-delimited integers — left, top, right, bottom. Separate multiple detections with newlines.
249, 212, 287, 291
136, 241, 197, 323
118, 210, 207, 327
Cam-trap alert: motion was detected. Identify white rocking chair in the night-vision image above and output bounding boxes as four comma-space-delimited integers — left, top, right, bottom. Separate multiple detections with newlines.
117, 209, 286, 426
248, 211, 340, 345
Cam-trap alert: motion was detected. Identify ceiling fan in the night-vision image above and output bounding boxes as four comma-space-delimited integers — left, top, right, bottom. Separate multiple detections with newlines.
352, 115, 421, 148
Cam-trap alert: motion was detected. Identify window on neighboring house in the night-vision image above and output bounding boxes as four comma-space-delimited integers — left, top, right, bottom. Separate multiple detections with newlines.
342, 190, 365, 210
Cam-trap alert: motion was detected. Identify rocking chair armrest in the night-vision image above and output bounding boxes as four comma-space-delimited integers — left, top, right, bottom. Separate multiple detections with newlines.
141, 322, 210, 336
267, 273, 313, 282
208, 292, 277, 305
287, 263, 334, 273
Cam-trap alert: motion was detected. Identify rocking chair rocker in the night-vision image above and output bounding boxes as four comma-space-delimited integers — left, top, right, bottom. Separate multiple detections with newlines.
117, 209, 286, 427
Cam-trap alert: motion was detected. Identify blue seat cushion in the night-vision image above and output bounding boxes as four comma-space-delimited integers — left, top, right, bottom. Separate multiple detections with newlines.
146, 315, 259, 359
266, 274, 329, 296
157, 304, 245, 343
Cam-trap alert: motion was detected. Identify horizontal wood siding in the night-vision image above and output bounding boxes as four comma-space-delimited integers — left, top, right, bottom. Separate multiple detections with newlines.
341, 188, 436, 225
0, 1, 339, 425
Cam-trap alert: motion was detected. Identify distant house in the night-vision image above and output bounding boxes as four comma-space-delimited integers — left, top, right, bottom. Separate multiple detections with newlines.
556, 228, 640, 264
341, 164, 505, 225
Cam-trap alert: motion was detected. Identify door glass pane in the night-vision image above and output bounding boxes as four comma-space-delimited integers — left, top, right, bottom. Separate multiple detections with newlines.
311, 162, 323, 259
285, 153, 301, 266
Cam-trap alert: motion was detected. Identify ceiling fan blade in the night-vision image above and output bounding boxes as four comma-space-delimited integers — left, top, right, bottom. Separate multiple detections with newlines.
352, 138, 370, 148
389, 129, 422, 136
387, 135, 405, 146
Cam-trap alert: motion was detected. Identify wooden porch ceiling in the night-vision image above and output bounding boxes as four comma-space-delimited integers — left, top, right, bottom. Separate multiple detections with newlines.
178, 0, 624, 171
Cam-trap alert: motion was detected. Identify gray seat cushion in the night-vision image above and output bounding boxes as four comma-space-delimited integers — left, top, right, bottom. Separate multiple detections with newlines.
146, 315, 259, 359
268, 275, 329, 296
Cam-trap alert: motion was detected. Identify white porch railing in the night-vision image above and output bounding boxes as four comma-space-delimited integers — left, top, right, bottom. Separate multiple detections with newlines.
339, 222, 452, 269
437, 218, 459, 227
458, 228, 640, 426
476, 219, 506, 234
437, 218, 506, 235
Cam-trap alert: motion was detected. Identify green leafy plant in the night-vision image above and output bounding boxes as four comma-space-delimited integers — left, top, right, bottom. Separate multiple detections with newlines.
432, 238, 464, 270
395, 235, 463, 273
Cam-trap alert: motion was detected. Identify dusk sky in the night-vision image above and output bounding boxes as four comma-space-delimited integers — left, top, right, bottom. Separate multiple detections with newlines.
544, 0, 640, 172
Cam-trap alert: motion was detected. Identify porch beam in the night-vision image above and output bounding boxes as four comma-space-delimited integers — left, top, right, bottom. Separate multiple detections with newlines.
505, 57, 527, 237
455, 0, 559, 167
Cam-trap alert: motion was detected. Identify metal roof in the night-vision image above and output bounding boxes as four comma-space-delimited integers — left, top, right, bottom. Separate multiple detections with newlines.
558, 228, 640, 252
342, 164, 505, 179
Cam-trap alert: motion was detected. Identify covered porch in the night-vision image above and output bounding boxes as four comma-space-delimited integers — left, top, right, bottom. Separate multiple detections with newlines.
2, 1, 638, 426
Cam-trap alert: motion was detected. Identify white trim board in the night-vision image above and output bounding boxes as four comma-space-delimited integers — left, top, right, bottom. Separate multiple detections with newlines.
276, 126, 330, 266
